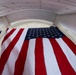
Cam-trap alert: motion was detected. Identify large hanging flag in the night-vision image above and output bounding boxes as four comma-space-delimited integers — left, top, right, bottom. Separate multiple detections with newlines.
0, 26, 76, 75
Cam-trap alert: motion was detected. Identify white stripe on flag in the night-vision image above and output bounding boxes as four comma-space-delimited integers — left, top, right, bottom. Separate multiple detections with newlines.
23, 39, 36, 75
7, 29, 13, 33
56, 38, 76, 72
43, 38, 61, 75
2, 29, 28, 75
1, 29, 19, 55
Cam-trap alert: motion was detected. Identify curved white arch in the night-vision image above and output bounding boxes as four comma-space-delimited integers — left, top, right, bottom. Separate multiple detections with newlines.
10, 19, 54, 28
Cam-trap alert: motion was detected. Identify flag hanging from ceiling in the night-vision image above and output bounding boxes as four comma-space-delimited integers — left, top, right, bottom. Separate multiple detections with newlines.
0, 26, 76, 75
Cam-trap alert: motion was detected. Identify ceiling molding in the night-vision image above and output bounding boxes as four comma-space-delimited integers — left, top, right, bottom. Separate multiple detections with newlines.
0, 0, 76, 16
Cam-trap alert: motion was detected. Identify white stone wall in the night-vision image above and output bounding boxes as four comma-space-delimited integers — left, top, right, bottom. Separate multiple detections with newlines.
54, 14, 76, 44
0, 17, 10, 55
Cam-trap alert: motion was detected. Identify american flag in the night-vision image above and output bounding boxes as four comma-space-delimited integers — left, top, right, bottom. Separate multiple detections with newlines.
0, 26, 76, 75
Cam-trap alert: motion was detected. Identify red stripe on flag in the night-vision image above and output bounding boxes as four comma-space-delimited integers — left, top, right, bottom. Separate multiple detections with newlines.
2, 29, 16, 45
0, 29, 23, 74
62, 36, 76, 55
35, 38, 47, 75
14, 40, 29, 75
49, 38, 76, 75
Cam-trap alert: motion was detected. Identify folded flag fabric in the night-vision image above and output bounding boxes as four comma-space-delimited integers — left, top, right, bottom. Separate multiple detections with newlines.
0, 26, 76, 75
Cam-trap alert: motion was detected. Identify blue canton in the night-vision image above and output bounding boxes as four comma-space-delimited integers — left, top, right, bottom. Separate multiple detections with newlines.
25, 26, 65, 40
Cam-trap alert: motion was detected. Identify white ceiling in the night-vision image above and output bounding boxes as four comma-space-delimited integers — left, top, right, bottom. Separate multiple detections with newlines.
0, 0, 76, 16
